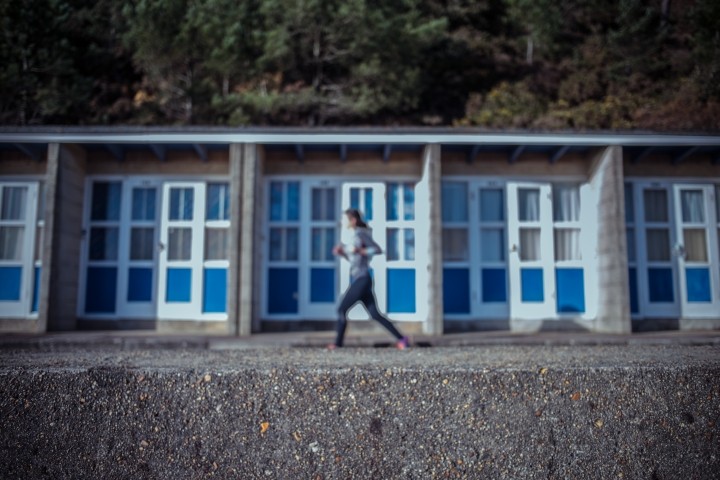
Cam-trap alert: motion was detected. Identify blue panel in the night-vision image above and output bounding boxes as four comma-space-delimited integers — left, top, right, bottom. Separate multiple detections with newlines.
310, 268, 335, 303
287, 182, 300, 220
203, 268, 227, 313
443, 268, 470, 314
85, 267, 117, 313
387, 268, 415, 313
628, 268, 639, 313
166, 268, 192, 302
686, 267, 711, 303
31, 266, 40, 312
0, 266, 22, 301
482, 268, 507, 303
268, 268, 298, 314
128, 267, 153, 302
387, 183, 399, 221
648, 267, 674, 303
521, 268, 544, 302
556, 268, 585, 313
364, 188, 373, 221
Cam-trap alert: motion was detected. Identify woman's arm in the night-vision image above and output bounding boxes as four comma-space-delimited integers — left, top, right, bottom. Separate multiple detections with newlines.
358, 230, 382, 256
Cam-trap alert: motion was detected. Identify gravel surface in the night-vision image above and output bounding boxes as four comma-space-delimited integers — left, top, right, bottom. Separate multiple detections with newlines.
1, 345, 719, 479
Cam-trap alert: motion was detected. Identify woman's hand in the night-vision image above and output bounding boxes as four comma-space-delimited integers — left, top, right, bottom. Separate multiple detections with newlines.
332, 244, 344, 256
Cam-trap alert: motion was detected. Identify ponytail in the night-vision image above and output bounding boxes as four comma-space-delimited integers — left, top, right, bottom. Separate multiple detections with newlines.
345, 208, 369, 229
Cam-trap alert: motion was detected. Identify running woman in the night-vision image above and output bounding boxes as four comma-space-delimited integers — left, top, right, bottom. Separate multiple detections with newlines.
328, 208, 410, 350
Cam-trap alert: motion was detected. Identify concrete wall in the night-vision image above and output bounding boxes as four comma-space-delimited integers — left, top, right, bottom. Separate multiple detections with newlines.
45, 144, 87, 331
588, 146, 631, 333
419, 144, 443, 334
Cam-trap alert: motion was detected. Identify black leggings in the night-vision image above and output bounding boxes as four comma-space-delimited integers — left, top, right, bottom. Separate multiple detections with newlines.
335, 274, 403, 347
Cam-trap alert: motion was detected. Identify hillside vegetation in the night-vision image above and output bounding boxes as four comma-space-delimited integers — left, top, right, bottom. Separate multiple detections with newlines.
1, 0, 718, 130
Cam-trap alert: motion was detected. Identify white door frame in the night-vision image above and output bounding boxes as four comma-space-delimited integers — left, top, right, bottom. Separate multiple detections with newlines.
507, 181, 556, 319
0, 182, 38, 317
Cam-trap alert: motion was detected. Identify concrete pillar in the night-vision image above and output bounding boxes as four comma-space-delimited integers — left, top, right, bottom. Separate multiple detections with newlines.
237, 143, 261, 336
419, 144, 444, 335
43, 144, 87, 331
589, 145, 631, 333
226, 144, 243, 336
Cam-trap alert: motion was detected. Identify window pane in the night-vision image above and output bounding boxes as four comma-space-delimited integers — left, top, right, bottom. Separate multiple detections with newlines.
480, 188, 504, 222
37, 183, 46, 222
519, 228, 541, 261
684, 229, 707, 262
167, 227, 192, 261
91, 182, 121, 221
442, 228, 468, 261
518, 189, 540, 222
205, 228, 229, 261
626, 228, 636, 263
624, 183, 634, 223
387, 183, 399, 221
132, 188, 157, 221
364, 188, 373, 221
554, 229, 582, 261
553, 185, 581, 222
130, 227, 154, 261
311, 228, 323, 261
286, 227, 299, 261
404, 228, 415, 261
34, 226, 43, 262
325, 189, 336, 221
646, 228, 670, 261
324, 228, 335, 261
169, 188, 194, 221
287, 182, 299, 221
270, 182, 283, 221
0, 226, 24, 260
312, 189, 323, 221
1, 186, 28, 220
350, 188, 360, 211
680, 190, 705, 223
387, 229, 399, 261
643, 189, 668, 222
89, 227, 118, 261
269, 228, 282, 261
403, 183, 415, 221
480, 228, 505, 262
206, 183, 229, 221
442, 182, 468, 222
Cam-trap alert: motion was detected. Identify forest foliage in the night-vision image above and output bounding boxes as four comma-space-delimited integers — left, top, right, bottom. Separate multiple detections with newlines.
0, 0, 718, 130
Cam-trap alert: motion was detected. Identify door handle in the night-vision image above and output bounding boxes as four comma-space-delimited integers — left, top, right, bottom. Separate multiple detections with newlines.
158, 241, 165, 252
674, 244, 686, 259
510, 244, 518, 253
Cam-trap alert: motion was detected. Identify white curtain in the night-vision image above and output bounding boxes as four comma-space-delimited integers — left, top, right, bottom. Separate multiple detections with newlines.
442, 228, 468, 261
518, 189, 539, 222
646, 228, 670, 262
683, 228, 708, 262
519, 228, 540, 261
554, 229, 581, 261
680, 190, 705, 223
1, 187, 27, 221
0, 226, 24, 261
553, 185, 580, 222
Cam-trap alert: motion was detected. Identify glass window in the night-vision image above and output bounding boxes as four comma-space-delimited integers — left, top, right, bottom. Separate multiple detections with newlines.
1, 186, 28, 220
646, 228, 670, 261
325, 229, 335, 261
0, 226, 24, 260
350, 188, 360, 212
626, 228, 636, 263
518, 189, 540, 222
403, 183, 415, 221
519, 228, 541, 261
91, 182, 121, 221
270, 182, 283, 221
404, 228, 415, 261
553, 185, 581, 222
286, 227, 299, 261
442, 228, 468, 261
643, 189, 668, 223
387, 184, 399, 221
34, 226, 43, 262
206, 183, 229, 221
89, 227, 119, 261
554, 229, 582, 261
311, 227, 335, 261
132, 188, 157, 221
130, 227, 154, 261
312, 188, 336, 221
387, 229, 399, 260
683, 229, 707, 262
169, 188, 194, 221
480, 188, 504, 222
287, 182, 300, 221
480, 228, 505, 262
167, 227, 192, 261
205, 228, 229, 261
680, 190, 705, 223
269, 228, 282, 261
364, 188, 373, 221
441, 182, 468, 222
624, 183, 634, 223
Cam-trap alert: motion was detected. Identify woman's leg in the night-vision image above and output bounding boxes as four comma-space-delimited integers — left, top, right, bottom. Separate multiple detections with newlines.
360, 281, 404, 340
335, 276, 370, 347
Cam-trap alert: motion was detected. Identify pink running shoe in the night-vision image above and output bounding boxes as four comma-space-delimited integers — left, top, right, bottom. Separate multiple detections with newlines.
395, 336, 410, 350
